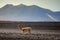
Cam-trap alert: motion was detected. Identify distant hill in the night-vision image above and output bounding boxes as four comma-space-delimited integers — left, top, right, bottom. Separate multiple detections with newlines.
0, 4, 60, 21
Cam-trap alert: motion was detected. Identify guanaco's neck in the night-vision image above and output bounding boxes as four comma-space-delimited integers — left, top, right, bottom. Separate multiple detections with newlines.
17, 24, 22, 30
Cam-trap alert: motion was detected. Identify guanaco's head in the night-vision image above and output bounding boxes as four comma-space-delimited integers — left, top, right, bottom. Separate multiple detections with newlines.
17, 24, 22, 30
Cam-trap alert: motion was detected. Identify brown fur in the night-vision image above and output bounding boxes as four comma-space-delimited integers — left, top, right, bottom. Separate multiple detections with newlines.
17, 24, 32, 34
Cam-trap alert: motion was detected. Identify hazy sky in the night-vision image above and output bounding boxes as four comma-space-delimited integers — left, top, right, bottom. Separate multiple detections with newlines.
0, 0, 60, 11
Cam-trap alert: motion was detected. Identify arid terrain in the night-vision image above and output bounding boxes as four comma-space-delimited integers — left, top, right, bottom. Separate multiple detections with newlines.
0, 21, 60, 40
0, 29, 60, 40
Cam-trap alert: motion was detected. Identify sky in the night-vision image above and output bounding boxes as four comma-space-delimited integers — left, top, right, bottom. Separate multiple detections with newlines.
0, 0, 60, 11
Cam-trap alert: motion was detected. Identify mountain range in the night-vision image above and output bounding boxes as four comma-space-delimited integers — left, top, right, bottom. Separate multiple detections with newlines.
0, 4, 60, 22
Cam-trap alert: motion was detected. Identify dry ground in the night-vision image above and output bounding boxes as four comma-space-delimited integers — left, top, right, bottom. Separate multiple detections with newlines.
0, 29, 60, 40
